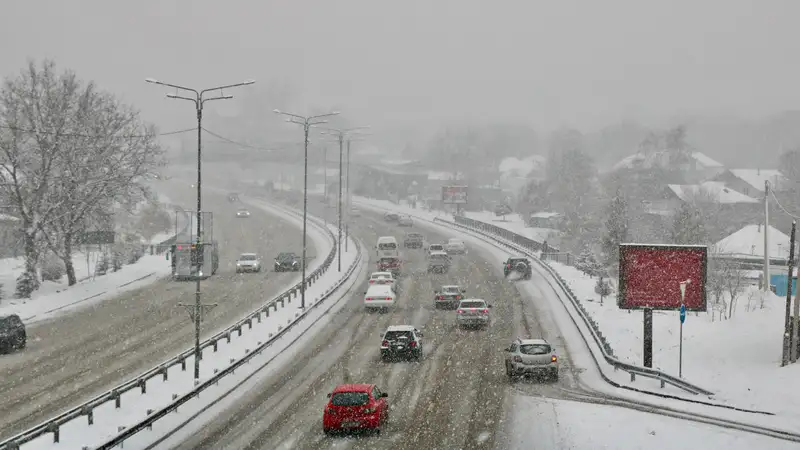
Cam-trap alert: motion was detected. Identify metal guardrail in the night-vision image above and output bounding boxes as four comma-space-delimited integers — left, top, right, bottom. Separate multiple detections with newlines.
443, 215, 714, 396
0, 199, 344, 450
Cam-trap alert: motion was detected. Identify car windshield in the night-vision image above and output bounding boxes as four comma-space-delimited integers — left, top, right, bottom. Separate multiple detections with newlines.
519, 344, 552, 355
331, 392, 370, 406
509, 258, 526, 264
442, 286, 460, 294
372, 273, 391, 279
0, 316, 19, 331
378, 242, 397, 250
460, 301, 485, 309
239, 254, 257, 261
277, 253, 296, 260
430, 245, 443, 250
384, 330, 414, 340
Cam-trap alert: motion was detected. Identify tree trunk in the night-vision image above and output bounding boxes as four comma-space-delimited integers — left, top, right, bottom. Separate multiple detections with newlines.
22, 228, 40, 291
63, 235, 77, 286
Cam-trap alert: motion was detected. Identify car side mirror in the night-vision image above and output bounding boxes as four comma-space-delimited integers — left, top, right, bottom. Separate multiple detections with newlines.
503, 347, 511, 352
381, 393, 388, 398
327, 393, 331, 398
417, 332, 423, 337
461, 289, 467, 293
488, 304, 493, 308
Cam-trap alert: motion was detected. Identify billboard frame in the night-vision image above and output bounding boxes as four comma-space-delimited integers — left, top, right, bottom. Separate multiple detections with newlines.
441, 185, 468, 205
618, 243, 708, 312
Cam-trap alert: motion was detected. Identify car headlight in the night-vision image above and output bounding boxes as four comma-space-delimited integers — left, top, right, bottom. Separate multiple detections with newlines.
198, 271, 203, 276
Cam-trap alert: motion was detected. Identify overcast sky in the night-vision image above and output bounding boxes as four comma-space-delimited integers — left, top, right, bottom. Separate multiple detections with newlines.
1, 0, 798, 142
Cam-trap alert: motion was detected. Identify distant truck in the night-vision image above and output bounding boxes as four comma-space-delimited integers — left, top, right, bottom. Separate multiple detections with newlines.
171, 242, 220, 280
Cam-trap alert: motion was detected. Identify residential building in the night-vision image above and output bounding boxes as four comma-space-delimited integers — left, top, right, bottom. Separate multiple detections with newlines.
612, 151, 725, 183
711, 169, 789, 197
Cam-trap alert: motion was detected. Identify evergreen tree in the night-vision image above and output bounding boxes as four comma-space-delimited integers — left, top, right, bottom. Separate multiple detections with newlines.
671, 201, 707, 244
602, 190, 628, 265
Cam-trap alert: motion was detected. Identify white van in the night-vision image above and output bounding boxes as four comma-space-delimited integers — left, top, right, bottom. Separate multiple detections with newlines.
364, 284, 396, 310
376, 236, 399, 258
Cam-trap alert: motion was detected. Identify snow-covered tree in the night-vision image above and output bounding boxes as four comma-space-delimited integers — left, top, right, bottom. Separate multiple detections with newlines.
671, 201, 707, 245
0, 60, 83, 294
602, 190, 628, 266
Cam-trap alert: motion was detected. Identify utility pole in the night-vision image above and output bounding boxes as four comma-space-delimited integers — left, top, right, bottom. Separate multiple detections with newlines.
792, 221, 800, 363
147, 77, 253, 381
784, 222, 796, 366
274, 109, 341, 309
765, 180, 771, 292
345, 139, 351, 252
337, 135, 343, 271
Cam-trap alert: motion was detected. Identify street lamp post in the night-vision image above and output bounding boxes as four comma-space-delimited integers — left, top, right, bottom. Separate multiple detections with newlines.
319, 126, 370, 270
273, 109, 340, 308
146, 77, 254, 381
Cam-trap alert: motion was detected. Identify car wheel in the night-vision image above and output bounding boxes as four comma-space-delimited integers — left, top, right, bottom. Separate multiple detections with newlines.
324, 428, 332, 436
551, 369, 559, 381
17, 335, 26, 349
506, 363, 515, 380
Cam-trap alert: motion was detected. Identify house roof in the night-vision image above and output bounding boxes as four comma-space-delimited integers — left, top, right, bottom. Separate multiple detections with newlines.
666, 181, 758, 204
727, 169, 788, 193
714, 224, 790, 259
613, 151, 723, 171
530, 212, 562, 219
499, 155, 546, 178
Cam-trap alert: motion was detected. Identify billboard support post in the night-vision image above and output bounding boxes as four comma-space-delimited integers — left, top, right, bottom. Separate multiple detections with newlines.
643, 308, 653, 368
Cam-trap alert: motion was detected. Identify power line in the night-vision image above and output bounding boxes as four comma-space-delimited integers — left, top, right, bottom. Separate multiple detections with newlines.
770, 189, 800, 220
0, 124, 196, 139
201, 128, 297, 152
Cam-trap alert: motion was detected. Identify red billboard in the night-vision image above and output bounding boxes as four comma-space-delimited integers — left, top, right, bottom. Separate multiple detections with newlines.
442, 185, 468, 204
618, 244, 707, 311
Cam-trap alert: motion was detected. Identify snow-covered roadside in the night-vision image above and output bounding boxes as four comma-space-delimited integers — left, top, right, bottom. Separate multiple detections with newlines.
503, 394, 797, 450
23, 231, 362, 450
0, 254, 172, 324
353, 197, 800, 436
551, 261, 800, 418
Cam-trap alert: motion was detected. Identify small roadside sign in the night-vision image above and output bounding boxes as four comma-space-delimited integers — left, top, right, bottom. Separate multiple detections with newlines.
680, 304, 686, 324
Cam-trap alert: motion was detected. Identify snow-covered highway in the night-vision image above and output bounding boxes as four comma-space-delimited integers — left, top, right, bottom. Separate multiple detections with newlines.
0, 182, 320, 441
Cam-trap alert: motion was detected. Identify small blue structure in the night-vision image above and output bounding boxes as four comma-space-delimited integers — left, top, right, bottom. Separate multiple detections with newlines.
771, 273, 797, 297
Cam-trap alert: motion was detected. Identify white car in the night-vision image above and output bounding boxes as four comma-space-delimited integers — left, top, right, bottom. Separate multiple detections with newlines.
364, 284, 396, 311
369, 271, 398, 292
445, 238, 467, 255
456, 299, 492, 328
427, 243, 445, 257
235, 253, 261, 273
236, 209, 251, 218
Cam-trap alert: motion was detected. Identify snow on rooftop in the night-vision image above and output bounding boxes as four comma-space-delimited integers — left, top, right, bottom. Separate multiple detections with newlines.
498, 155, 545, 178
728, 169, 788, 193
427, 171, 464, 181
613, 151, 723, 171
667, 181, 758, 204
713, 224, 790, 259
530, 212, 562, 219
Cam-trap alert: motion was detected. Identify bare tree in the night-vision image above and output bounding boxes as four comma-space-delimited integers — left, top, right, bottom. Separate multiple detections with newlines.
0, 60, 81, 295
43, 86, 163, 285
723, 263, 745, 318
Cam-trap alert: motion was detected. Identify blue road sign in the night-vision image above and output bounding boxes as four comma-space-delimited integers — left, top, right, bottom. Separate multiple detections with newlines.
680, 304, 686, 324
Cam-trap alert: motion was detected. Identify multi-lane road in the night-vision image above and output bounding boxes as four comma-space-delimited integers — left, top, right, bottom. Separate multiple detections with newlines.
170, 202, 578, 450
0, 182, 316, 440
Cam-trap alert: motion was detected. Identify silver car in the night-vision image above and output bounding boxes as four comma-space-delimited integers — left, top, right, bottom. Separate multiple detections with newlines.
503, 338, 559, 381
235, 253, 262, 273
398, 215, 414, 227
455, 299, 492, 328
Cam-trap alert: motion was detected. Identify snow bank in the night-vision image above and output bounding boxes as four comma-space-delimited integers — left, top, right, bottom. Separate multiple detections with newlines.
0, 254, 172, 324
504, 395, 797, 450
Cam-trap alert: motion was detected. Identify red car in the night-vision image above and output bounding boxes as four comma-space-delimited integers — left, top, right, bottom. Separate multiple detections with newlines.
377, 257, 401, 277
323, 384, 389, 434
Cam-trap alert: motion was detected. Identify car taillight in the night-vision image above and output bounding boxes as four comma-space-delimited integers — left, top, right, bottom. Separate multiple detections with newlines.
482, 309, 489, 313
456, 295, 461, 300
409, 341, 417, 348
385, 297, 392, 301
436, 295, 443, 300
457, 309, 464, 314
369, 280, 374, 284
552, 355, 558, 363
366, 297, 373, 301
513, 356, 522, 362
382, 340, 389, 347
507, 264, 511, 269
